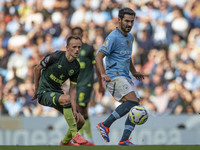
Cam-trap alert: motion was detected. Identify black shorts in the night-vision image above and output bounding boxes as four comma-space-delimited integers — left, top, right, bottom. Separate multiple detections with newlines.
37, 92, 71, 114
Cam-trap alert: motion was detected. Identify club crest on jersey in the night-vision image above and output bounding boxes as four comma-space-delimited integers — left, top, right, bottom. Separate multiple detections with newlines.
103, 40, 109, 47
126, 40, 129, 46
68, 69, 74, 76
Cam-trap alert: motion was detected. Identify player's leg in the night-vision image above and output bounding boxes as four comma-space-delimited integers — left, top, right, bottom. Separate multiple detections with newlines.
76, 87, 95, 145
51, 94, 87, 145
118, 113, 135, 146
103, 92, 139, 128
97, 77, 139, 142
97, 93, 139, 142
62, 105, 87, 144
37, 92, 76, 145
59, 107, 86, 145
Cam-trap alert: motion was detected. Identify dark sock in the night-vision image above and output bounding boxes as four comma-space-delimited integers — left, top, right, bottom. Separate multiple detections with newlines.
120, 115, 135, 142
103, 101, 139, 128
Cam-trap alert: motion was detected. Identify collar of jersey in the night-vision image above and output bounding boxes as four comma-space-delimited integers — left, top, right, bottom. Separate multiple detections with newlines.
116, 27, 127, 37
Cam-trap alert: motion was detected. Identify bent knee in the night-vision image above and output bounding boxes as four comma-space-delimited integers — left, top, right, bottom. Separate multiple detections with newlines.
59, 95, 70, 105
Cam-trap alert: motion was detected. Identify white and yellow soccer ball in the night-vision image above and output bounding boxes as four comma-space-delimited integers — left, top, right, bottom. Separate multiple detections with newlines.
129, 106, 148, 125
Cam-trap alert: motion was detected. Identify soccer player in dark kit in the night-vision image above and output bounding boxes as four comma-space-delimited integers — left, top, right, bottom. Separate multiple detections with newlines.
72, 27, 104, 145
32, 35, 89, 146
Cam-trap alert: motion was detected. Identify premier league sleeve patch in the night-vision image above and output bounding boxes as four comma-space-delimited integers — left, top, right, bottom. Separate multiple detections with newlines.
103, 40, 109, 47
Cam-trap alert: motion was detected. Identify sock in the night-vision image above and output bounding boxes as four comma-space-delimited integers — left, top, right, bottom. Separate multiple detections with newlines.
63, 108, 78, 137
62, 130, 72, 143
103, 101, 139, 128
120, 115, 135, 142
84, 118, 93, 139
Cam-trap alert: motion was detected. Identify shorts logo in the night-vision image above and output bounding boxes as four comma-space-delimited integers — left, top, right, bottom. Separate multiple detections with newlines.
103, 40, 109, 47
50, 92, 55, 97
123, 84, 129, 90
68, 69, 74, 76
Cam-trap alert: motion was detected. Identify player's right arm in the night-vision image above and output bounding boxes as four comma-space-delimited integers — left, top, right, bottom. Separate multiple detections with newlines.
32, 51, 61, 100
32, 64, 42, 100
96, 51, 111, 82
96, 35, 114, 82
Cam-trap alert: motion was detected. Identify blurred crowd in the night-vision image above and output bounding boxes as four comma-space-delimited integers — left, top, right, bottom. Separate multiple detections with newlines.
0, 0, 200, 117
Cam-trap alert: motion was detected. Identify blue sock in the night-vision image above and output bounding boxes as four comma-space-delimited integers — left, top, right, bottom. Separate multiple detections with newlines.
120, 115, 135, 142
103, 100, 139, 128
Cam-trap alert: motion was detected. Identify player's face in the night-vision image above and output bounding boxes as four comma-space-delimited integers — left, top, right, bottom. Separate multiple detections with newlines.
72, 29, 83, 38
120, 14, 135, 33
67, 39, 82, 58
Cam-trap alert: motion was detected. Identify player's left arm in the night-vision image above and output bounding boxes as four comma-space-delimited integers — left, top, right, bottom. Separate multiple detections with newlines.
130, 35, 144, 81
69, 82, 79, 122
69, 66, 80, 122
130, 60, 144, 81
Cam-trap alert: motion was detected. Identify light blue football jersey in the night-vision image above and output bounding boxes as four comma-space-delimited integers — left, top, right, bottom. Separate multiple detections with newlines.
98, 27, 134, 80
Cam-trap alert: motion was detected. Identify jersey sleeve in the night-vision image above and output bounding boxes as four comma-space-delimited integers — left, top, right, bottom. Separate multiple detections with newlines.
40, 51, 61, 69
70, 60, 80, 85
98, 35, 115, 56
70, 70, 80, 85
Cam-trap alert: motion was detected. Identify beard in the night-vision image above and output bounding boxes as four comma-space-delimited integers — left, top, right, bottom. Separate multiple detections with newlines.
121, 22, 132, 33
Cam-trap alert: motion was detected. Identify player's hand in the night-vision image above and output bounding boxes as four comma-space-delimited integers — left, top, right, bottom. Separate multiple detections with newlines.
32, 91, 37, 100
132, 72, 144, 81
101, 74, 111, 82
73, 110, 79, 123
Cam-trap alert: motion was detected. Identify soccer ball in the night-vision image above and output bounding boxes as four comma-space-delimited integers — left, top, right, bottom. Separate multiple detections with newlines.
129, 106, 148, 125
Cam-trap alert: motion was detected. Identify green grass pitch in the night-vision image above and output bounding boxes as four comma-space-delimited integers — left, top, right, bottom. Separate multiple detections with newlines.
0, 145, 200, 150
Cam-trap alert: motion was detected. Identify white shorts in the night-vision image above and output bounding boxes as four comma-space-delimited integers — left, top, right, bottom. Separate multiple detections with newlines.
106, 76, 140, 102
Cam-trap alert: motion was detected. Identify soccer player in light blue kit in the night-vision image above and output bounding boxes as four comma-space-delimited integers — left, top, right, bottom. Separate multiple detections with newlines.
96, 8, 144, 146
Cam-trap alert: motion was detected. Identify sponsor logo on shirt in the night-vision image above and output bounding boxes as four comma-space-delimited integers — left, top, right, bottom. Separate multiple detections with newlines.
50, 74, 64, 84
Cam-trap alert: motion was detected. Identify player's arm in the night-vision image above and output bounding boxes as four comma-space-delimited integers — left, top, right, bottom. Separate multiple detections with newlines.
32, 64, 42, 100
96, 51, 111, 82
95, 63, 105, 94
32, 51, 60, 100
130, 60, 144, 81
69, 82, 79, 122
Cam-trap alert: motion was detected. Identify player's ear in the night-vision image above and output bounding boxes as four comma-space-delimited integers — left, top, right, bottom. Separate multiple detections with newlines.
118, 17, 122, 23
66, 45, 69, 51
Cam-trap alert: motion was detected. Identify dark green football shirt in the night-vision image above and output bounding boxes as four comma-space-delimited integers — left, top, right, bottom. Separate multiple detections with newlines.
76, 43, 96, 87
37, 51, 80, 95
